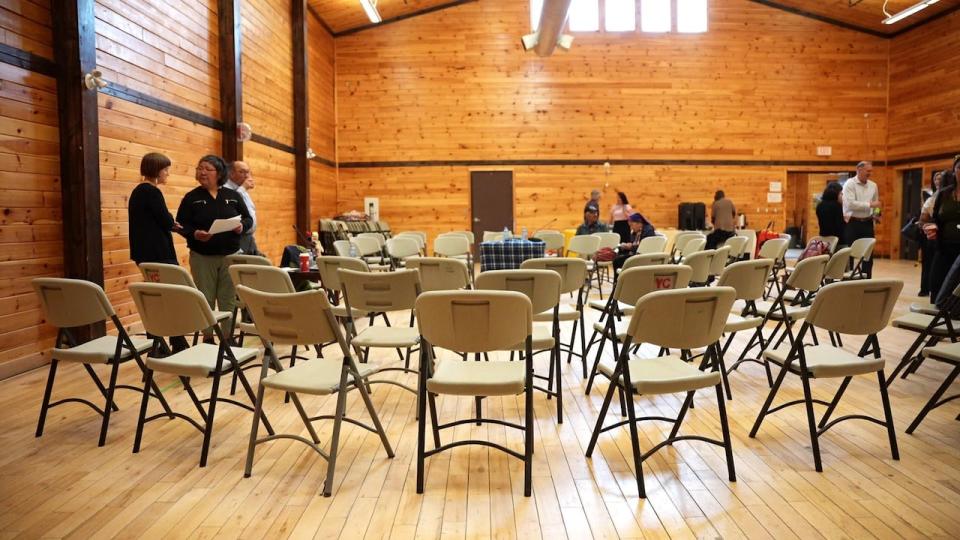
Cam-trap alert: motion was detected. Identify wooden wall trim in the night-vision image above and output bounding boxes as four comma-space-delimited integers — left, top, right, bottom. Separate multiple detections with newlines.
334, 0, 478, 37
0, 42, 55, 77
890, 2, 960, 37
887, 151, 960, 167
310, 155, 337, 168
307, 5, 335, 36
337, 158, 864, 168
293, 0, 311, 234
218, 0, 244, 162
744, 0, 888, 38
249, 133, 296, 154
53, 0, 105, 338
100, 83, 224, 130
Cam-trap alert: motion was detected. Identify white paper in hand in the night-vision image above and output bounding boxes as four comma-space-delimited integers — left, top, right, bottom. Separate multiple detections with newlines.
208, 215, 241, 235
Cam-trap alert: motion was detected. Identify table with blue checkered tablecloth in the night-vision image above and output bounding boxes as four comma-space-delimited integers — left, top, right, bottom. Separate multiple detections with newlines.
479, 238, 546, 271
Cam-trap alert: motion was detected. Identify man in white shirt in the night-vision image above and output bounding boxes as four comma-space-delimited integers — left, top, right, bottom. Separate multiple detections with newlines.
842, 160, 880, 277
225, 161, 261, 256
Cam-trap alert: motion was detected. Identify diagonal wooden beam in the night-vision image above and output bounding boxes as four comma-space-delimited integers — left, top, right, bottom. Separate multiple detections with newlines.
218, 0, 244, 162
293, 0, 311, 236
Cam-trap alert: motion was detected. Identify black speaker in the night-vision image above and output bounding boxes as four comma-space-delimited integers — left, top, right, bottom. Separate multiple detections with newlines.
678, 202, 706, 230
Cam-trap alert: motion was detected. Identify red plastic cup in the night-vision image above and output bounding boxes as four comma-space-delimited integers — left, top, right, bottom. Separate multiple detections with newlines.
299, 253, 309, 271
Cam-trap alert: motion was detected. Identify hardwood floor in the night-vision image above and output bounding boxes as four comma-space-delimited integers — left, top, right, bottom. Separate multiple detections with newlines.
1, 259, 959, 539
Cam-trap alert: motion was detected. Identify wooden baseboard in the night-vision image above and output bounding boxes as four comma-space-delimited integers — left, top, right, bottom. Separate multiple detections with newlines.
0, 352, 50, 381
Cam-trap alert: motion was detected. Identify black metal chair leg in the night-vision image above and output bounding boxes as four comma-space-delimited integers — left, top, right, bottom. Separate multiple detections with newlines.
799, 372, 823, 472
876, 369, 900, 459
132, 368, 154, 454
199, 373, 222, 467
35, 359, 59, 437
97, 361, 122, 447
906, 364, 960, 434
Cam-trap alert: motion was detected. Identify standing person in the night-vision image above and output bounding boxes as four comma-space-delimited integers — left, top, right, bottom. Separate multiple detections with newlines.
842, 161, 880, 278
609, 191, 635, 244
612, 213, 656, 274
918, 171, 944, 296
128, 152, 188, 351
176, 155, 253, 337
224, 161, 261, 256
584, 189, 602, 214
707, 190, 736, 249
816, 182, 845, 245
921, 157, 960, 303
575, 207, 609, 235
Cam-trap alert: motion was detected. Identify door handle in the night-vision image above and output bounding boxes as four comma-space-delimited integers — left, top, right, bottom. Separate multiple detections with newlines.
473, 218, 481, 223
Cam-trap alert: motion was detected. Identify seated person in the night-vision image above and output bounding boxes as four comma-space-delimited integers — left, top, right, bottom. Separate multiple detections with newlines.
613, 213, 656, 273
576, 207, 609, 235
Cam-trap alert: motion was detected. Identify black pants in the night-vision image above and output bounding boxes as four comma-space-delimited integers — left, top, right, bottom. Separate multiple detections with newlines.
930, 243, 960, 304
612, 221, 630, 244
920, 237, 937, 295
845, 219, 875, 278
706, 229, 735, 250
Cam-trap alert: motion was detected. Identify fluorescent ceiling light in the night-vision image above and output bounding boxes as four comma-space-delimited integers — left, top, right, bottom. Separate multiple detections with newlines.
882, 0, 940, 25
359, 0, 382, 23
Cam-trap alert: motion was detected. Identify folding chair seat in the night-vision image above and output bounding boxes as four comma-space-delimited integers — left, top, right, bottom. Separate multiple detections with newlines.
237, 285, 393, 497
751, 279, 902, 472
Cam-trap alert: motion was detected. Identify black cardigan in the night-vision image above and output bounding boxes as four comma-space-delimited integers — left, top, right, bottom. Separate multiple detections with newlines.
128, 182, 177, 264
175, 186, 253, 256
816, 200, 845, 242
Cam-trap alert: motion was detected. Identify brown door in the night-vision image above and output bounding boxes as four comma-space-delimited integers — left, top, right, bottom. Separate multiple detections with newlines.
471, 171, 513, 247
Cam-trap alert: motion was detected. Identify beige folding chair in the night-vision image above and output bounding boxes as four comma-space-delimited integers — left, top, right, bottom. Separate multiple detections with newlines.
316, 256, 371, 323
338, 268, 422, 391
225, 254, 272, 266
138, 262, 233, 345
395, 232, 426, 256
887, 281, 960, 387
709, 245, 732, 281
676, 236, 706, 263
128, 282, 271, 467
717, 260, 774, 392
521, 257, 589, 374
351, 236, 390, 270
637, 235, 667, 255
906, 286, 960, 432
385, 236, 420, 268
670, 231, 700, 257
845, 238, 876, 279
415, 290, 535, 497
758, 237, 790, 298
585, 253, 678, 322
585, 265, 693, 394
534, 230, 566, 256
482, 230, 504, 243
237, 286, 394, 497
477, 269, 563, 421
333, 240, 352, 257
683, 249, 716, 286
593, 232, 622, 289
751, 279, 902, 471
31, 278, 166, 447
406, 257, 470, 292
568, 234, 602, 297
585, 287, 738, 498
434, 234, 474, 283
724, 235, 749, 261
448, 230, 475, 243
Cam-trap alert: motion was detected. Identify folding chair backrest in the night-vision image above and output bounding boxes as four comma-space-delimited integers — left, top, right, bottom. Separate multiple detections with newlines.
482, 231, 504, 243
806, 279, 903, 336
139, 262, 197, 288
357, 232, 385, 247
672, 232, 699, 252
236, 286, 340, 347
849, 237, 876, 264
785, 254, 830, 292
405, 257, 470, 291
628, 287, 737, 350
568, 234, 600, 258
710, 245, 732, 276
395, 232, 426, 250
534, 231, 565, 252
352, 236, 381, 257
593, 232, 621, 250
339, 268, 421, 313
718, 259, 774, 301
415, 290, 532, 353
824, 247, 853, 281
386, 237, 420, 259
613, 264, 692, 307
333, 240, 352, 257
33, 277, 115, 329
448, 230, 475, 243
679, 237, 706, 257
476, 269, 561, 314
758, 237, 789, 261
434, 235, 470, 257
316, 256, 369, 291
128, 282, 217, 337
622, 252, 671, 270
724, 236, 749, 259
809, 235, 838, 254
228, 264, 296, 294
225, 254, 272, 267
637, 235, 667, 254
684, 249, 716, 284
520, 257, 588, 295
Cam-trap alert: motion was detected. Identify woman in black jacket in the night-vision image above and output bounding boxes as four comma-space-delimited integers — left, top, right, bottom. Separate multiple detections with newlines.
176, 155, 253, 321
128, 152, 188, 350
816, 182, 845, 246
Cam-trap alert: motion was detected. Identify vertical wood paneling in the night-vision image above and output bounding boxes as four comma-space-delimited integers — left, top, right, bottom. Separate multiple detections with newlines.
308, 12, 337, 227
0, 60, 60, 375
245, 143, 296, 261
241, 0, 294, 145
309, 160, 337, 228
889, 9, 960, 160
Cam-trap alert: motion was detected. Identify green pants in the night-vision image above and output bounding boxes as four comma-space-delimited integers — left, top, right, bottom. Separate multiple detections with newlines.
189, 251, 237, 314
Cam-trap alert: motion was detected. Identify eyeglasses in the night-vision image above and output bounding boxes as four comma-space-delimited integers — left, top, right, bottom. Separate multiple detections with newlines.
196, 166, 217, 173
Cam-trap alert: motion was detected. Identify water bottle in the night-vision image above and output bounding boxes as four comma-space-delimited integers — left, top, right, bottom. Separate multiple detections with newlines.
521, 227, 528, 241
349, 242, 359, 258
503, 226, 510, 241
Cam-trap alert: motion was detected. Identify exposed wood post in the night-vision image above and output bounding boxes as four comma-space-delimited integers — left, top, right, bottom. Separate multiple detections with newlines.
293, 0, 311, 235
218, 0, 243, 162
52, 0, 104, 339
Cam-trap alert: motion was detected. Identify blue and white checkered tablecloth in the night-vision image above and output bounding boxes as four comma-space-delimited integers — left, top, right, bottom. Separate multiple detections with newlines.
479, 239, 546, 272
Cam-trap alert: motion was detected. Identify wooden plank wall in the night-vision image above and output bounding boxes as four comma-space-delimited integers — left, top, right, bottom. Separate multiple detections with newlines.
334, 0, 890, 248
94, 0, 221, 329
242, 0, 296, 260
0, 1, 60, 377
308, 13, 337, 228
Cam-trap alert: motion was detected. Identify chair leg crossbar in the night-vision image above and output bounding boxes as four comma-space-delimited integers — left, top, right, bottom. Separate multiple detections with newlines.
906, 359, 960, 434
